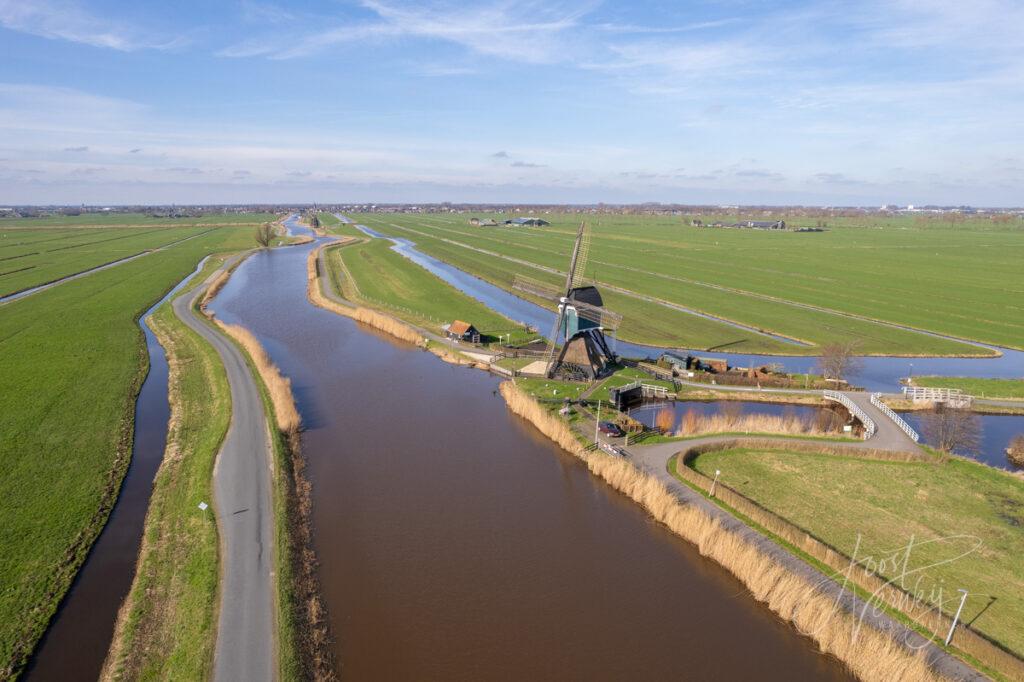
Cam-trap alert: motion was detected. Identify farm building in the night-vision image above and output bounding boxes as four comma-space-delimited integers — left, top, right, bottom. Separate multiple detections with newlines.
443, 320, 481, 343
708, 220, 786, 230
504, 217, 550, 227
469, 217, 498, 226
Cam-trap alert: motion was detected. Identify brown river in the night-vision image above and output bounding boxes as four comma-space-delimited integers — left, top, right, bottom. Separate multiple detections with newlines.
205, 230, 851, 680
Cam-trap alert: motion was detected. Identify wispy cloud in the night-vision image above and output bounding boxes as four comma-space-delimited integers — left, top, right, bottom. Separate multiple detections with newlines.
593, 18, 740, 34
63, 145, 89, 152
0, 0, 185, 50
220, 0, 590, 62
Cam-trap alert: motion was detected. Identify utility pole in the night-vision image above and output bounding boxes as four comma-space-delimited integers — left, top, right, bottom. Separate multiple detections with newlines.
945, 589, 969, 646
710, 469, 721, 497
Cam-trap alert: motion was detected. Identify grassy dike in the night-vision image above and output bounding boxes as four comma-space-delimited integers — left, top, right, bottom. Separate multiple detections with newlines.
497, 381, 948, 682
103, 253, 332, 681
101, 256, 231, 680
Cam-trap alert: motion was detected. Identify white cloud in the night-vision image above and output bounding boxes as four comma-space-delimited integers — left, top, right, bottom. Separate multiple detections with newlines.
0, 0, 185, 50
220, 0, 591, 62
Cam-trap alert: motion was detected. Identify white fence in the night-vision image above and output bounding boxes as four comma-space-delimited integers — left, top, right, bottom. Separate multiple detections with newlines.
823, 390, 875, 439
614, 380, 670, 398
871, 393, 921, 442
902, 386, 972, 406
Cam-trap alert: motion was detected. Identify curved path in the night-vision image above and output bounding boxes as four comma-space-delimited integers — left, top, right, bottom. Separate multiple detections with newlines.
622, 434, 983, 681
174, 260, 275, 682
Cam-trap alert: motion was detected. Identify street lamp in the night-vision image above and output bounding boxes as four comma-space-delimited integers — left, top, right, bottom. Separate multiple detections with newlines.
710, 469, 721, 497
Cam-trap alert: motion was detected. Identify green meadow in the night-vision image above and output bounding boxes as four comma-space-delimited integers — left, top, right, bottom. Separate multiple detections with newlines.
326, 236, 536, 344
350, 212, 1022, 355
0, 225, 253, 677
688, 447, 1024, 660
911, 376, 1024, 400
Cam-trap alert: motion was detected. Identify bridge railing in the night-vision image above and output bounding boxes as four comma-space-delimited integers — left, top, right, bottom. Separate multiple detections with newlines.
823, 390, 875, 439
871, 393, 921, 442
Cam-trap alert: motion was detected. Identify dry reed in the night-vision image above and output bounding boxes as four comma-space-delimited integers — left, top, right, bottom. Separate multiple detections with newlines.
213, 320, 301, 435
201, 269, 231, 309
675, 410, 838, 438
499, 381, 946, 682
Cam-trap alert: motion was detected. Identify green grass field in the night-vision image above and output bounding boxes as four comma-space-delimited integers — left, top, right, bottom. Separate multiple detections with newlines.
0, 226, 253, 677
349, 212, 1022, 355
316, 212, 366, 239
0, 212, 278, 228
688, 447, 1024, 658
911, 376, 1024, 400
326, 237, 536, 344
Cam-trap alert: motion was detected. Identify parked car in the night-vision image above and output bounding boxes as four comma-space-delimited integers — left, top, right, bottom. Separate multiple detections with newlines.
598, 421, 625, 437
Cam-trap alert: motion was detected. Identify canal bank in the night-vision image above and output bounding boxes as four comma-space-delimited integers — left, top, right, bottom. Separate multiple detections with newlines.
24, 257, 210, 682
210, 223, 861, 679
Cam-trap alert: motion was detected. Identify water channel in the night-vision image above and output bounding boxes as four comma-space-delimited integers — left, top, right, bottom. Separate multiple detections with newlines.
24, 258, 209, 681
207, 218, 852, 679
347, 219, 1024, 394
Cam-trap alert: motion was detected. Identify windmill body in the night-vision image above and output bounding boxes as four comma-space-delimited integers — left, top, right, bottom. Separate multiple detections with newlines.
512, 223, 621, 380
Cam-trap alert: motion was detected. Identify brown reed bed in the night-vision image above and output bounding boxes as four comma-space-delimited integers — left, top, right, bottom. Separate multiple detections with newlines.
672, 408, 842, 438
211, 320, 301, 435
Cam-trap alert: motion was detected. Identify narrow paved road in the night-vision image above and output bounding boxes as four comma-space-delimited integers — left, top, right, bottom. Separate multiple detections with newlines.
174, 259, 275, 682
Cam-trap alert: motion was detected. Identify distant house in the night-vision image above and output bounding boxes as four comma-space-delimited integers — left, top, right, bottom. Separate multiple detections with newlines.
504, 217, 550, 227
443, 320, 481, 343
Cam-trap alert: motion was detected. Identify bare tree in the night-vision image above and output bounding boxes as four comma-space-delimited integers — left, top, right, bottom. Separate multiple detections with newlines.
817, 341, 862, 386
254, 222, 275, 247
920, 404, 981, 454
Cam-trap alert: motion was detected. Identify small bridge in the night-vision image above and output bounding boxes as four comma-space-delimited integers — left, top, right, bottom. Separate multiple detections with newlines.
903, 386, 972, 407
609, 380, 671, 410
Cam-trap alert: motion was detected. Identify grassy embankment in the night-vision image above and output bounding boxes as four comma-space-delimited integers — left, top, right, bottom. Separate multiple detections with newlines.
500, 382, 944, 682
353, 212, 1020, 354
0, 227, 252, 678
107, 250, 330, 680
911, 376, 1024, 400
324, 234, 536, 345
688, 447, 1024, 662
102, 256, 233, 680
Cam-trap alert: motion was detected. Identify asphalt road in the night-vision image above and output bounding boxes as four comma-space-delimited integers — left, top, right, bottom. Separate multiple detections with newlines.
174, 259, 275, 682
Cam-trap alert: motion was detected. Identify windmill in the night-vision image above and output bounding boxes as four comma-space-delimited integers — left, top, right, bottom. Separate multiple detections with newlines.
512, 222, 622, 380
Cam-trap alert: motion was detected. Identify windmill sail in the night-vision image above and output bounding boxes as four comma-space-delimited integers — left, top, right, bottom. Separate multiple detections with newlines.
563, 221, 591, 293
511, 274, 562, 302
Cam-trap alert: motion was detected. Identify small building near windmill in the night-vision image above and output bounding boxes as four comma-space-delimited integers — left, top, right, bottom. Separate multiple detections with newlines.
443, 320, 481, 343
504, 217, 550, 227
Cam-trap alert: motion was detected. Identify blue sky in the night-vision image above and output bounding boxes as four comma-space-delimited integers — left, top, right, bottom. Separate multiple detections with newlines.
1, 0, 1023, 205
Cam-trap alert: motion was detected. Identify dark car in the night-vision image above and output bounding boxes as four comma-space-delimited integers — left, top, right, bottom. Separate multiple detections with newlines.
598, 421, 625, 438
